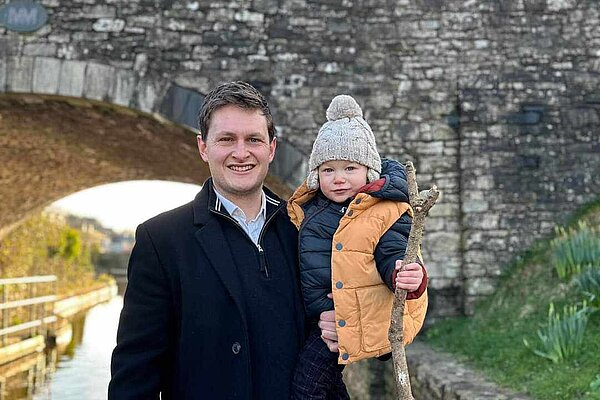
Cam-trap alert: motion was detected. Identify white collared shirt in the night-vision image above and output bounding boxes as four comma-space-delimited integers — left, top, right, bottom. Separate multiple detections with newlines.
213, 188, 267, 245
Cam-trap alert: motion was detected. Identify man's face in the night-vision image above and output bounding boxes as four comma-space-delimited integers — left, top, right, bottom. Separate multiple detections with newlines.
197, 105, 276, 201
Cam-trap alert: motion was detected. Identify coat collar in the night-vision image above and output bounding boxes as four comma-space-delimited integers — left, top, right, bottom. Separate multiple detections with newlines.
193, 179, 284, 226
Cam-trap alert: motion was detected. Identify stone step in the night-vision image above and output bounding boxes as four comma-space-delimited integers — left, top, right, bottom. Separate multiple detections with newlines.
407, 341, 531, 400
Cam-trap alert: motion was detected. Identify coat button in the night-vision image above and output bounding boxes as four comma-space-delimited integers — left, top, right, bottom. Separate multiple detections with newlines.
347, 210, 353, 217
355, 198, 362, 205
339, 320, 346, 327
335, 243, 343, 251
342, 353, 349, 361
336, 281, 343, 289
232, 342, 241, 354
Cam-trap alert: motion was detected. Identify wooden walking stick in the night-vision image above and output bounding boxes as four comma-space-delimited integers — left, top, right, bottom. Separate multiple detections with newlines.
389, 161, 439, 400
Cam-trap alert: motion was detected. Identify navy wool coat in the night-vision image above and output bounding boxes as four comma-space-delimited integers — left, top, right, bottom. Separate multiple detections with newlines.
108, 180, 305, 399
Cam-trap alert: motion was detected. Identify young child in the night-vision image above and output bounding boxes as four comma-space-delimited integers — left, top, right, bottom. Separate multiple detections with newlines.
288, 95, 428, 399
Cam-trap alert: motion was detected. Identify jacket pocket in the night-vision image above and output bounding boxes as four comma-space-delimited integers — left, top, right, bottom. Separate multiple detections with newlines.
355, 285, 394, 352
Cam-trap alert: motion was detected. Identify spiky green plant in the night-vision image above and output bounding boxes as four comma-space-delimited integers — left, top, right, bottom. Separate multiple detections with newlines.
523, 303, 592, 363
591, 374, 600, 392
551, 222, 600, 281
574, 267, 600, 309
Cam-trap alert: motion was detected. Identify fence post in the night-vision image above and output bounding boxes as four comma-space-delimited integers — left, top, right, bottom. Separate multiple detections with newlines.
30, 282, 37, 337
1, 285, 8, 347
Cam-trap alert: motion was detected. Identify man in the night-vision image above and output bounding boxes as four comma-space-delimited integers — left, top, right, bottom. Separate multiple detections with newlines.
109, 82, 316, 399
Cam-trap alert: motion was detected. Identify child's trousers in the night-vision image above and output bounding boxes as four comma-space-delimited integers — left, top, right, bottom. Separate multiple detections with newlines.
291, 327, 350, 400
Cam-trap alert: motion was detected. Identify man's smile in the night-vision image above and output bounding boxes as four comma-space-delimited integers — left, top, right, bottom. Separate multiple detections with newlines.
228, 164, 255, 172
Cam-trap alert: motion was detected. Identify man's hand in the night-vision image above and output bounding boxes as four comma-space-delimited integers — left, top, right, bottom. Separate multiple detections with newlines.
394, 260, 423, 292
319, 294, 338, 352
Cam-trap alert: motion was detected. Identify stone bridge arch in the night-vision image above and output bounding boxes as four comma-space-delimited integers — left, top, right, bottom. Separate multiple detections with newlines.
0, 55, 306, 239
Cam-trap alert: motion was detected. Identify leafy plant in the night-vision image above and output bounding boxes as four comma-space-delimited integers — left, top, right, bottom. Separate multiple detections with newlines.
574, 267, 600, 309
523, 303, 592, 363
551, 222, 600, 281
591, 374, 600, 392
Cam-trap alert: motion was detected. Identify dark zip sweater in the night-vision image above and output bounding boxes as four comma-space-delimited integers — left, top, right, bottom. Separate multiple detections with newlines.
209, 184, 303, 399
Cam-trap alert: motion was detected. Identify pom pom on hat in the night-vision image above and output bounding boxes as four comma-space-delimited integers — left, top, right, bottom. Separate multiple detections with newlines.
326, 95, 363, 121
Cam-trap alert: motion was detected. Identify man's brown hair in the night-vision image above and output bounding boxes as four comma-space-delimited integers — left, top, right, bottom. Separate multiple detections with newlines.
197, 81, 276, 142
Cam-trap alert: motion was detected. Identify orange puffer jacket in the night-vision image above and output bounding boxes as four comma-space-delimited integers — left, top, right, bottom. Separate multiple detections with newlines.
288, 183, 428, 365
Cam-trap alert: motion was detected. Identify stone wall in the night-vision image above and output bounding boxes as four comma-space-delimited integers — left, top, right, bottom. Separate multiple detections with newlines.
1, 0, 599, 317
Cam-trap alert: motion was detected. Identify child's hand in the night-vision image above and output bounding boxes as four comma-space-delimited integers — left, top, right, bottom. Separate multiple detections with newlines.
394, 261, 423, 292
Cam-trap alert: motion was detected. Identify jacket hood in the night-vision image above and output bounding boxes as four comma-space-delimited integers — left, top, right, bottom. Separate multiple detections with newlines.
360, 158, 409, 202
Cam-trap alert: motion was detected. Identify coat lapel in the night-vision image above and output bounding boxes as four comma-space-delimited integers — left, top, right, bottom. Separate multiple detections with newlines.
194, 219, 248, 327
192, 181, 248, 327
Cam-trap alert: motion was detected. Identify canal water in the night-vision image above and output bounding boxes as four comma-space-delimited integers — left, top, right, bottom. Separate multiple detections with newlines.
2, 297, 124, 400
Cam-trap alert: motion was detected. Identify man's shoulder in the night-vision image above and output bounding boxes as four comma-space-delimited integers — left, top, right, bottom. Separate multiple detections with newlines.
140, 200, 196, 235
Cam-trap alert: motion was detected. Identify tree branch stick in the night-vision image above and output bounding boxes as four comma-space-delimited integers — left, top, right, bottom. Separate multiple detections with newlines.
389, 161, 439, 400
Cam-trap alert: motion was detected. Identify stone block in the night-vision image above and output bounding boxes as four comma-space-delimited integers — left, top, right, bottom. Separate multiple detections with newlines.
58, 60, 86, 97
465, 213, 499, 229
82, 5, 116, 18
136, 78, 165, 113
111, 69, 136, 107
462, 199, 489, 213
428, 202, 459, 218
420, 141, 445, 155
507, 110, 541, 125
253, 0, 279, 14
84, 63, 115, 101
566, 107, 600, 128
474, 39, 490, 49
23, 43, 57, 57
93, 18, 125, 32
7, 57, 34, 93
163, 15, 185, 29
422, 232, 461, 256
464, 250, 497, 266
548, 0, 576, 11
465, 277, 497, 296
428, 276, 460, 291
126, 15, 156, 28
425, 216, 445, 231
33, 57, 61, 94
420, 19, 440, 30
0, 57, 6, 91
173, 73, 211, 93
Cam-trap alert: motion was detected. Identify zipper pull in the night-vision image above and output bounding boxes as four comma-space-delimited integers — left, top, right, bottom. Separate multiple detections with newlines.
257, 244, 269, 278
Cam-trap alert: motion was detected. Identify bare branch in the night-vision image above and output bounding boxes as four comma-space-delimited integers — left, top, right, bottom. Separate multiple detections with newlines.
388, 161, 439, 400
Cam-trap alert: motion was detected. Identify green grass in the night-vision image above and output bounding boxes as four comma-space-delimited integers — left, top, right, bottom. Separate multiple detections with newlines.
426, 202, 600, 400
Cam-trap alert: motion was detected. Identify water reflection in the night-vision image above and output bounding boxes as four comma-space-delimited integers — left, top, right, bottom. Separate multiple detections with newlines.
1, 297, 122, 400
36, 297, 122, 400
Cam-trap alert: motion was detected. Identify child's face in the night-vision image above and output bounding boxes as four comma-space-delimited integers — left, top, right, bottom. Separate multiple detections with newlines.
318, 160, 368, 203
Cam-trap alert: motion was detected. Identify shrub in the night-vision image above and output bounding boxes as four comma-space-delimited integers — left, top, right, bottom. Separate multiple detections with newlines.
591, 374, 600, 392
574, 267, 600, 309
551, 222, 600, 281
523, 303, 592, 363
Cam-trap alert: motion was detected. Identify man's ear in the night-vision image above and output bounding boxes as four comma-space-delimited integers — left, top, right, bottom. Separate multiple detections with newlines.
268, 137, 277, 163
197, 135, 208, 162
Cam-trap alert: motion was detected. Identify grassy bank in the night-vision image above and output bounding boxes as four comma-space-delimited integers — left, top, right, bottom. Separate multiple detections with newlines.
426, 202, 600, 399
0, 213, 103, 296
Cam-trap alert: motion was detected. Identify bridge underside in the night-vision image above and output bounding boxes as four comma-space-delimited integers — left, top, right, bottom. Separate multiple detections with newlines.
0, 94, 290, 239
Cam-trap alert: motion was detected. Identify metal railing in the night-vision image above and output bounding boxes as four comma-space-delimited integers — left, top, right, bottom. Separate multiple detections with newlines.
0, 276, 58, 347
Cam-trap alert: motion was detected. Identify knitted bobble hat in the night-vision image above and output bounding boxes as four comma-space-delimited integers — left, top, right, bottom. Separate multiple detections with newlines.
306, 95, 381, 190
